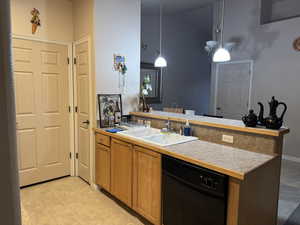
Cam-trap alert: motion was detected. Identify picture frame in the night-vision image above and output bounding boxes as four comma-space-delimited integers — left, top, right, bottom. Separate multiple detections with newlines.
97, 94, 122, 128
140, 62, 162, 104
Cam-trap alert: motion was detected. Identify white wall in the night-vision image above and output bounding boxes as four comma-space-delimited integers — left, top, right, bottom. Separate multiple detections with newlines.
210, 0, 300, 157
73, 0, 96, 127
0, 0, 21, 224
11, 0, 73, 42
73, 0, 94, 41
94, 0, 141, 114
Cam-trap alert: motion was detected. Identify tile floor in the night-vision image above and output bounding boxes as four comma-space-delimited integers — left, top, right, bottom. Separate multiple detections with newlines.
21, 159, 300, 225
21, 177, 144, 225
278, 159, 300, 225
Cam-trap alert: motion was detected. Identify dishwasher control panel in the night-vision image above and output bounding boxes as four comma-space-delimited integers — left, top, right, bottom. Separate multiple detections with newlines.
199, 175, 219, 190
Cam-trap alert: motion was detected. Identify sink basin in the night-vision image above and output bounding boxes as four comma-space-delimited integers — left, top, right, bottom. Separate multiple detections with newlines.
142, 133, 198, 147
119, 127, 198, 147
119, 127, 161, 138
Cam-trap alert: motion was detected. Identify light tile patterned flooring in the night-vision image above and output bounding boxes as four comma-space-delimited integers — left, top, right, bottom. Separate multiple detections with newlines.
21, 159, 300, 225
278, 159, 300, 225
21, 177, 144, 225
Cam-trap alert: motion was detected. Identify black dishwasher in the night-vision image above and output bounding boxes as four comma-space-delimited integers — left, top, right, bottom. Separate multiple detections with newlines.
162, 155, 228, 225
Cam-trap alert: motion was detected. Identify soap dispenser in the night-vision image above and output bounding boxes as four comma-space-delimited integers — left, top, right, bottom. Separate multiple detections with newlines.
183, 120, 192, 136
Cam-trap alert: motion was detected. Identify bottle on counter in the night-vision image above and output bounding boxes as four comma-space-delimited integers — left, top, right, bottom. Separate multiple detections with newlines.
114, 101, 122, 124
183, 120, 192, 136
109, 114, 115, 127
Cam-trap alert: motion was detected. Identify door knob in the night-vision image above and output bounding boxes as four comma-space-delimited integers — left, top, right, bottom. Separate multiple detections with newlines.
83, 120, 90, 125
216, 107, 221, 110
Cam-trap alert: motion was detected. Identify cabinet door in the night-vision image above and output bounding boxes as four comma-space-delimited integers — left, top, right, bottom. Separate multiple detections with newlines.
133, 146, 161, 225
111, 139, 133, 207
95, 143, 111, 191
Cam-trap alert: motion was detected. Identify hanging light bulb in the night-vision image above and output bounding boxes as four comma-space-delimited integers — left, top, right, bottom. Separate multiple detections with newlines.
213, 0, 231, 63
155, 55, 167, 67
213, 48, 231, 62
155, 0, 167, 68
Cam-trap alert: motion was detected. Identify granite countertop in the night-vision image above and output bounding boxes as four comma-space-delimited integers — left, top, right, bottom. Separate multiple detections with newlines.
95, 127, 277, 180
130, 111, 290, 137
164, 140, 275, 179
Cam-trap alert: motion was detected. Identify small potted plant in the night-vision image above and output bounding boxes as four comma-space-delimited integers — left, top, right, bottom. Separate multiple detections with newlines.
140, 74, 152, 112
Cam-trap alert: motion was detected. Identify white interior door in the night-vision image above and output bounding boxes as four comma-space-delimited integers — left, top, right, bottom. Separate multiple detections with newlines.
74, 40, 91, 183
215, 61, 253, 120
13, 38, 71, 187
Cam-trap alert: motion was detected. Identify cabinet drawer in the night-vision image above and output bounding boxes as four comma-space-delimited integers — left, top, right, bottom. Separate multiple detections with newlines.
96, 133, 110, 147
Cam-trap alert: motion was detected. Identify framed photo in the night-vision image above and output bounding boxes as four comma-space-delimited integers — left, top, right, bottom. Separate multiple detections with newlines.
140, 62, 162, 104
97, 94, 122, 128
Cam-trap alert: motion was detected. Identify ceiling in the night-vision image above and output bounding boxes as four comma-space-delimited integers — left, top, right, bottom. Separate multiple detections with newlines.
141, 0, 217, 15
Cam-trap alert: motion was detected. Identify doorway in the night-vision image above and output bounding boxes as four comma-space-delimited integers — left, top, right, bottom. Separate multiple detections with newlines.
13, 37, 73, 187
73, 37, 93, 184
13, 36, 92, 187
215, 60, 253, 120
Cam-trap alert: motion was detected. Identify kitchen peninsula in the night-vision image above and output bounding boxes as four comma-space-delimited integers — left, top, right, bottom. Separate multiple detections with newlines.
94, 111, 289, 225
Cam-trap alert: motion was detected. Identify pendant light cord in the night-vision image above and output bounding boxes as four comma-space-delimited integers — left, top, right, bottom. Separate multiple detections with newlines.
159, 0, 162, 55
220, 0, 225, 46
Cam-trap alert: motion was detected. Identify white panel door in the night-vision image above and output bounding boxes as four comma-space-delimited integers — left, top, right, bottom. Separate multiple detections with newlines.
75, 40, 91, 183
216, 61, 252, 120
13, 38, 70, 187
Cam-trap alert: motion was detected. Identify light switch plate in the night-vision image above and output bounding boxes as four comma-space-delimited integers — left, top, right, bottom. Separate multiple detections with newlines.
222, 135, 234, 144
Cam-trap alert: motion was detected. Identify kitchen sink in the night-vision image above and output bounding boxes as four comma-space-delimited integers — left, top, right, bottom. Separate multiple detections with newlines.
119, 127, 161, 138
142, 133, 198, 147
119, 127, 198, 147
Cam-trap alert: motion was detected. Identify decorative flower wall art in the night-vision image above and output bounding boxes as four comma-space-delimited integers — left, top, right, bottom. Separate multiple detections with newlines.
113, 54, 127, 75
113, 54, 127, 93
31, 8, 41, 34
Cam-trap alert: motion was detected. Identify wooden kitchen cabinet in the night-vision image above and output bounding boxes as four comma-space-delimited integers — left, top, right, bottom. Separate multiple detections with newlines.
95, 143, 111, 191
133, 146, 162, 225
111, 138, 133, 207
95, 133, 111, 147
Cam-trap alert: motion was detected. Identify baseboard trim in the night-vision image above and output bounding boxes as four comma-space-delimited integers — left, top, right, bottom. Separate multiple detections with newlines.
91, 183, 100, 191
283, 155, 300, 163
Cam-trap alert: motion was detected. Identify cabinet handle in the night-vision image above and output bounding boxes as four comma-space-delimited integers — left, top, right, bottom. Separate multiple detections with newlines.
83, 120, 90, 125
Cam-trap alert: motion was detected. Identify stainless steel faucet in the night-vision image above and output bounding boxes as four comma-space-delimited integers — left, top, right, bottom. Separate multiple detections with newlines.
165, 119, 171, 132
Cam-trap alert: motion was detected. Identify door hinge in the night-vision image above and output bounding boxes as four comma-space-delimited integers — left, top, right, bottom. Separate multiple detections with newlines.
75, 106, 78, 113
74, 58, 77, 65
76, 153, 79, 159
69, 152, 72, 159
67, 57, 70, 65
68, 106, 71, 113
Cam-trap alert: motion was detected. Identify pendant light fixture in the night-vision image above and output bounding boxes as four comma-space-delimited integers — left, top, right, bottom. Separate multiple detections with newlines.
155, 0, 167, 67
213, 0, 231, 62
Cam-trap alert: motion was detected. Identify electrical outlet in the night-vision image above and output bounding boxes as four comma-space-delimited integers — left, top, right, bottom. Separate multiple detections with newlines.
222, 135, 234, 144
